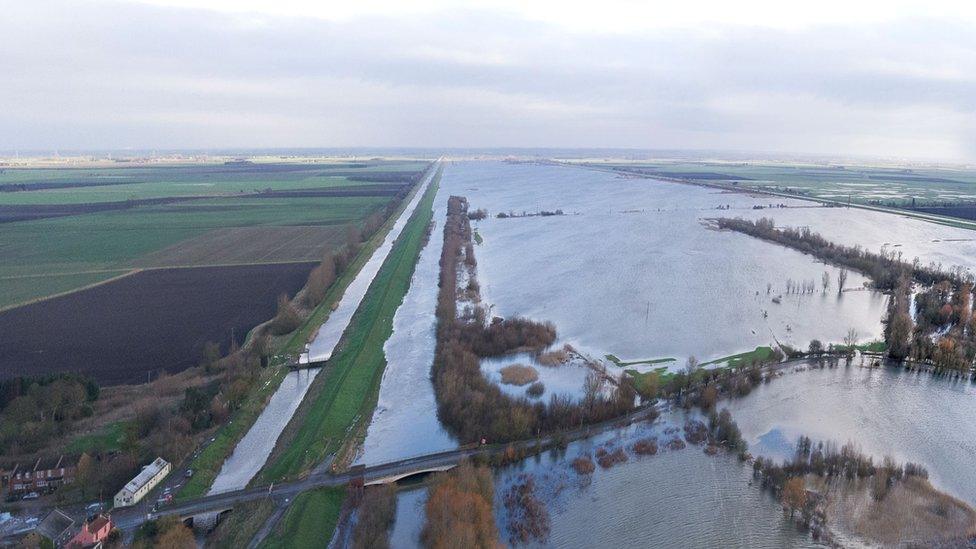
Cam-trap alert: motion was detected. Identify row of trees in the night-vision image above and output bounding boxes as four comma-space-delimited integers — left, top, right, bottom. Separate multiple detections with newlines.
719, 217, 976, 373
268, 181, 418, 336
717, 217, 967, 290
432, 196, 636, 444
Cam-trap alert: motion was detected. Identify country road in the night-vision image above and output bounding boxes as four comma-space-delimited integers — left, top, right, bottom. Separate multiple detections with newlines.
112, 403, 660, 532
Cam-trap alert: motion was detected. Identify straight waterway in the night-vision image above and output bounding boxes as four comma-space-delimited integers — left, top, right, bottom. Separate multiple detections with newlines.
208, 162, 439, 494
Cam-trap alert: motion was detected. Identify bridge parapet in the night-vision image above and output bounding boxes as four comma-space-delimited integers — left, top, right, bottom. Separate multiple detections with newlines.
364, 463, 456, 486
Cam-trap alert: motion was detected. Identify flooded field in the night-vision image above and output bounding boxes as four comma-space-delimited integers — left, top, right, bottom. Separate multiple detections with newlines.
367, 161, 976, 547
725, 362, 976, 505
460, 161, 885, 372
388, 411, 819, 548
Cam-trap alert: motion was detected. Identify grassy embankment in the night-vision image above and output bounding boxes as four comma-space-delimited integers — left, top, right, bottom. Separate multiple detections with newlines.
175, 172, 433, 500
248, 172, 438, 548
207, 499, 277, 549
259, 488, 345, 549
258, 170, 439, 483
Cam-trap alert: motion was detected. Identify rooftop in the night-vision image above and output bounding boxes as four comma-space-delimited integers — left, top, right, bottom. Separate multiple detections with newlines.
120, 457, 169, 495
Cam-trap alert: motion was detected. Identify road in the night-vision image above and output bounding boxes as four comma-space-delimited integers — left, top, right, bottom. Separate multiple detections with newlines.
112, 404, 659, 531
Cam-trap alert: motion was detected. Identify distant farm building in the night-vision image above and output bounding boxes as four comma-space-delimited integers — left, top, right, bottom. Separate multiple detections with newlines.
114, 457, 171, 508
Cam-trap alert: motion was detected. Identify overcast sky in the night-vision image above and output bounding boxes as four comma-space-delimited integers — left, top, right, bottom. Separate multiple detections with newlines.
2, 0, 975, 161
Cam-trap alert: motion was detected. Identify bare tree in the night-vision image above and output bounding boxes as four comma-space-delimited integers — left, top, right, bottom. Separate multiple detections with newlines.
844, 328, 858, 356
838, 269, 848, 294
821, 271, 830, 293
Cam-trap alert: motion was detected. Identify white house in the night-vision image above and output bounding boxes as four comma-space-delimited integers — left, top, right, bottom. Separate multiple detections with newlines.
113, 457, 171, 508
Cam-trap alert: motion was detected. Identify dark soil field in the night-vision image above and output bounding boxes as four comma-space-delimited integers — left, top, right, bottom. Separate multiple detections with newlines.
0, 262, 315, 385
0, 196, 207, 223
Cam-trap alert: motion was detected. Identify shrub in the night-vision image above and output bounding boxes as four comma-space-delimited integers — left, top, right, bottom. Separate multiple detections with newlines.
631, 438, 658, 456
595, 446, 628, 469
526, 382, 545, 398
499, 364, 539, 386
571, 455, 596, 475
268, 294, 302, 335
683, 420, 708, 445
536, 347, 570, 366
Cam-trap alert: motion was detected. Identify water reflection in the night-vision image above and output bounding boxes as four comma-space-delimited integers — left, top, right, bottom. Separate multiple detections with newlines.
726, 362, 976, 505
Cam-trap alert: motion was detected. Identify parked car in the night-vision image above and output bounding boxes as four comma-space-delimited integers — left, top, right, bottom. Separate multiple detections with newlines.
22, 492, 39, 500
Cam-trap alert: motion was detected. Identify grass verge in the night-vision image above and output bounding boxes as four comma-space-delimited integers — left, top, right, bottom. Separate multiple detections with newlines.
258, 171, 439, 483
259, 488, 345, 549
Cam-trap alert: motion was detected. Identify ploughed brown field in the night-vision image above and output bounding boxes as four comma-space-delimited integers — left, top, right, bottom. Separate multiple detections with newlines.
0, 262, 315, 385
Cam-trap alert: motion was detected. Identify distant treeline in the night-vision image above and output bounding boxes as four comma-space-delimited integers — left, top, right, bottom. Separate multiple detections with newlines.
432, 196, 635, 444
716, 217, 964, 290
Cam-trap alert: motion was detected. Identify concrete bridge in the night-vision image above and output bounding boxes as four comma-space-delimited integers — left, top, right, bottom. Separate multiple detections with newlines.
364, 463, 456, 486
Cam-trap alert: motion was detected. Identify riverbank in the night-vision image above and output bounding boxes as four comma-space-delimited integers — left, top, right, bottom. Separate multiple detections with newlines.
257, 170, 440, 482
177, 163, 437, 499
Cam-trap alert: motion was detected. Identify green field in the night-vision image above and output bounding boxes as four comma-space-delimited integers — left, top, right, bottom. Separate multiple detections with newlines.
0, 160, 429, 309
258, 170, 439, 483
0, 161, 428, 205
604, 354, 676, 367
699, 346, 775, 368
65, 421, 126, 454
259, 488, 345, 549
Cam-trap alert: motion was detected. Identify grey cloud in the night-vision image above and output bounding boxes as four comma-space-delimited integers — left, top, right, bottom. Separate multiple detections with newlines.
1, 1, 974, 159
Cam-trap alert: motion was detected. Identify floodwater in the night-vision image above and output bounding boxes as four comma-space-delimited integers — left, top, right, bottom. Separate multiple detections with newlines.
307, 166, 438, 362
725, 362, 976, 505
388, 488, 428, 547
208, 369, 316, 494
372, 161, 976, 547
356, 181, 457, 466
458, 161, 885, 373
208, 165, 438, 494
388, 411, 818, 548
735, 203, 976, 275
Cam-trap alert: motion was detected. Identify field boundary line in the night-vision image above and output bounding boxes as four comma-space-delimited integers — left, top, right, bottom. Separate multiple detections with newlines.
0, 269, 141, 313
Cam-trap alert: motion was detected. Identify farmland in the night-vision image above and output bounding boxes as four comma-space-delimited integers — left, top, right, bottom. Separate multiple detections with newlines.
0, 160, 429, 309
586, 160, 976, 211
0, 262, 315, 384
0, 158, 431, 386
